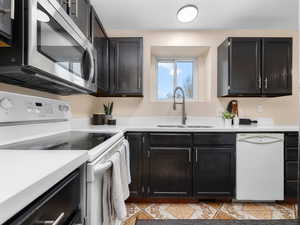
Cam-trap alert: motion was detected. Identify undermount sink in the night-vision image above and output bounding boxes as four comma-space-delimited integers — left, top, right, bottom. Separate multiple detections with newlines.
157, 125, 214, 128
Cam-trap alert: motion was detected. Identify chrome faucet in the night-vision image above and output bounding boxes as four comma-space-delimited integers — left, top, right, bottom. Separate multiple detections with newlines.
173, 86, 187, 125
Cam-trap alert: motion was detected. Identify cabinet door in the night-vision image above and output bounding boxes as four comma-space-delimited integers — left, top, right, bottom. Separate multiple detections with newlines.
194, 147, 235, 198
69, 0, 91, 39
91, 9, 109, 94
126, 133, 144, 197
262, 38, 292, 96
229, 38, 261, 96
146, 147, 192, 197
110, 38, 143, 96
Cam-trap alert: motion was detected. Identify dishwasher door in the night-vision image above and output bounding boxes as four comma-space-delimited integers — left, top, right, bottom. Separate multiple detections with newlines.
236, 133, 284, 201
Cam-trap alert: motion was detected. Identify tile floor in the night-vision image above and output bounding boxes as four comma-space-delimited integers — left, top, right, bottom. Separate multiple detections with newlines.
123, 202, 297, 225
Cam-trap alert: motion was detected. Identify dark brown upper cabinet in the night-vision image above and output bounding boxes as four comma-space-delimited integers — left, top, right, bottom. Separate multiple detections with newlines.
109, 37, 143, 97
218, 37, 292, 97
262, 38, 292, 96
90, 7, 110, 95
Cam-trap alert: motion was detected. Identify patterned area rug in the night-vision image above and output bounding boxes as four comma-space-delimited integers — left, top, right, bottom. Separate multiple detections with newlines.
135, 219, 298, 225
124, 203, 297, 225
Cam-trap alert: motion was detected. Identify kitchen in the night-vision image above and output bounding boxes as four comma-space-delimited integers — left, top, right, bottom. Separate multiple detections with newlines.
0, 0, 299, 225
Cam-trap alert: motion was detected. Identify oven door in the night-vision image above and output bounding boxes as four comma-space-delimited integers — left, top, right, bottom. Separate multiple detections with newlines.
27, 0, 96, 93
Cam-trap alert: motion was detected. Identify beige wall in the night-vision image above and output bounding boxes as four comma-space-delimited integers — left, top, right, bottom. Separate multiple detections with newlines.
0, 29, 298, 125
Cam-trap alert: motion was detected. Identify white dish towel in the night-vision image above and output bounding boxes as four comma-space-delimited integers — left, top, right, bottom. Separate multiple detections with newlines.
110, 153, 127, 221
124, 139, 131, 184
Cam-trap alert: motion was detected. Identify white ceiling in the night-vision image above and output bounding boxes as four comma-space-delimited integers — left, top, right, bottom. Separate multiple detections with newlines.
90, 0, 298, 30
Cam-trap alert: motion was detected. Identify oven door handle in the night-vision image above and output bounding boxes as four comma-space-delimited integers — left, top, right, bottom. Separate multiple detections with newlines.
36, 212, 65, 225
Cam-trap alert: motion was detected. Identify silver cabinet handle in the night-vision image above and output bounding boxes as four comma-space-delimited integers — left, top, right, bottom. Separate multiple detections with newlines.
138, 77, 141, 89
37, 213, 65, 225
265, 77, 268, 89
258, 76, 262, 89
195, 149, 198, 162
187, 148, 191, 163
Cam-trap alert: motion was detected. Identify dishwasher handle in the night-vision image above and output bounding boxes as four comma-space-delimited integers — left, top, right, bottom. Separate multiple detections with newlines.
238, 135, 283, 145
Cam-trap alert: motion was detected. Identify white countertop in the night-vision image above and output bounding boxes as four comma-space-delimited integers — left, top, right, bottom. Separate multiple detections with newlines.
0, 117, 298, 224
0, 150, 88, 224
76, 124, 299, 133
72, 116, 299, 133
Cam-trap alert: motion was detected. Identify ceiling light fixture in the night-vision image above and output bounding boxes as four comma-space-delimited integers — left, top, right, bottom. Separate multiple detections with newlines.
177, 5, 198, 23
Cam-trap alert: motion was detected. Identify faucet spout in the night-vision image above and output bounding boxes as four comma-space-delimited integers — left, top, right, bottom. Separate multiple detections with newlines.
173, 86, 187, 125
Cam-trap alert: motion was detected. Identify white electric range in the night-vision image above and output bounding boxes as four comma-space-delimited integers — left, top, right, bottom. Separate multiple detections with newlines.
0, 91, 126, 225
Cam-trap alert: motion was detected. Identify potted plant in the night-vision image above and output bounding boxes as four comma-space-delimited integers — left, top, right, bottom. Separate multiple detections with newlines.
222, 111, 234, 127
103, 102, 114, 123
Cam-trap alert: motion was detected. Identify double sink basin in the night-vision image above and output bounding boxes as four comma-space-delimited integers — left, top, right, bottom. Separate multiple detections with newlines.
157, 125, 214, 129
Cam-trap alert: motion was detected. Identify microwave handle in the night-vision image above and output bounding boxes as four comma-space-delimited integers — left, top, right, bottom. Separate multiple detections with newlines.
86, 46, 95, 84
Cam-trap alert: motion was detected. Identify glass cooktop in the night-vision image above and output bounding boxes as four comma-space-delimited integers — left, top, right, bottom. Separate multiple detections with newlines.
0, 131, 116, 150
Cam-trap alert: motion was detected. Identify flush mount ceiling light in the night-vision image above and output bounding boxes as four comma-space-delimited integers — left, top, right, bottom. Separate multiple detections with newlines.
177, 5, 198, 23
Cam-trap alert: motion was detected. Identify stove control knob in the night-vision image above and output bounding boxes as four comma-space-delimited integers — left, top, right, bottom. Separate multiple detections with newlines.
0, 98, 13, 110
59, 104, 69, 112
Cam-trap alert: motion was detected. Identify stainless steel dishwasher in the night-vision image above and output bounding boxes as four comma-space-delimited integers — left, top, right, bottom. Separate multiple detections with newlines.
236, 133, 284, 201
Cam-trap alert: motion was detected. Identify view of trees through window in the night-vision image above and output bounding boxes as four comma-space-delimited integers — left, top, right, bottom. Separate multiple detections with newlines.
157, 60, 194, 100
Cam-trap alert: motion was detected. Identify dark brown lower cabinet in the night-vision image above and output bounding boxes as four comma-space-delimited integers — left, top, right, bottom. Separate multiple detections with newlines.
194, 147, 235, 198
126, 131, 298, 202
146, 147, 192, 197
126, 133, 144, 198
284, 132, 298, 202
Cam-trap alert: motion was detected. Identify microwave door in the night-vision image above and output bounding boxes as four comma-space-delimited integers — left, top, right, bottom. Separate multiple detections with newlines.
0, 0, 13, 45
27, 0, 95, 91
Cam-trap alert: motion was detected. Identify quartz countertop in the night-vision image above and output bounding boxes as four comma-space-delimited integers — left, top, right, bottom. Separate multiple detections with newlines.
0, 150, 88, 224
76, 124, 299, 133
72, 117, 298, 133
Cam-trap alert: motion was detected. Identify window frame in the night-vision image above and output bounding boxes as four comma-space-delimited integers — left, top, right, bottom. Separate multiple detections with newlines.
155, 57, 198, 101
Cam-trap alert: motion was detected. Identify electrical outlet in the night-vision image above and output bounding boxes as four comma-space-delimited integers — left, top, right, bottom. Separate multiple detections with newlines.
257, 105, 263, 113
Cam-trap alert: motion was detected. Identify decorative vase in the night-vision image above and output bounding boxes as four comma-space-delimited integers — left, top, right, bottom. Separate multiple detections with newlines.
91, 114, 105, 125
104, 114, 112, 124
233, 117, 239, 127
224, 119, 232, 128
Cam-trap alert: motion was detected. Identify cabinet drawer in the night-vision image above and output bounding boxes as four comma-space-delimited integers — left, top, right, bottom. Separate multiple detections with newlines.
285, 133, 298, 147
194, 133, 235, 146
286, 147, 298, 161
150, 133, 192, 147
285, 181, 298, 199
286, 161, 298, 180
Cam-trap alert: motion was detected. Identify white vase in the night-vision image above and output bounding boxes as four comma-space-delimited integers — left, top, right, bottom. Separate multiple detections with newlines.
233, 117, 239, 127
224, 119, 232, 127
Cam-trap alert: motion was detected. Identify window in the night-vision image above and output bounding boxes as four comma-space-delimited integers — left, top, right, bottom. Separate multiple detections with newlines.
156, 59, 196, 100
